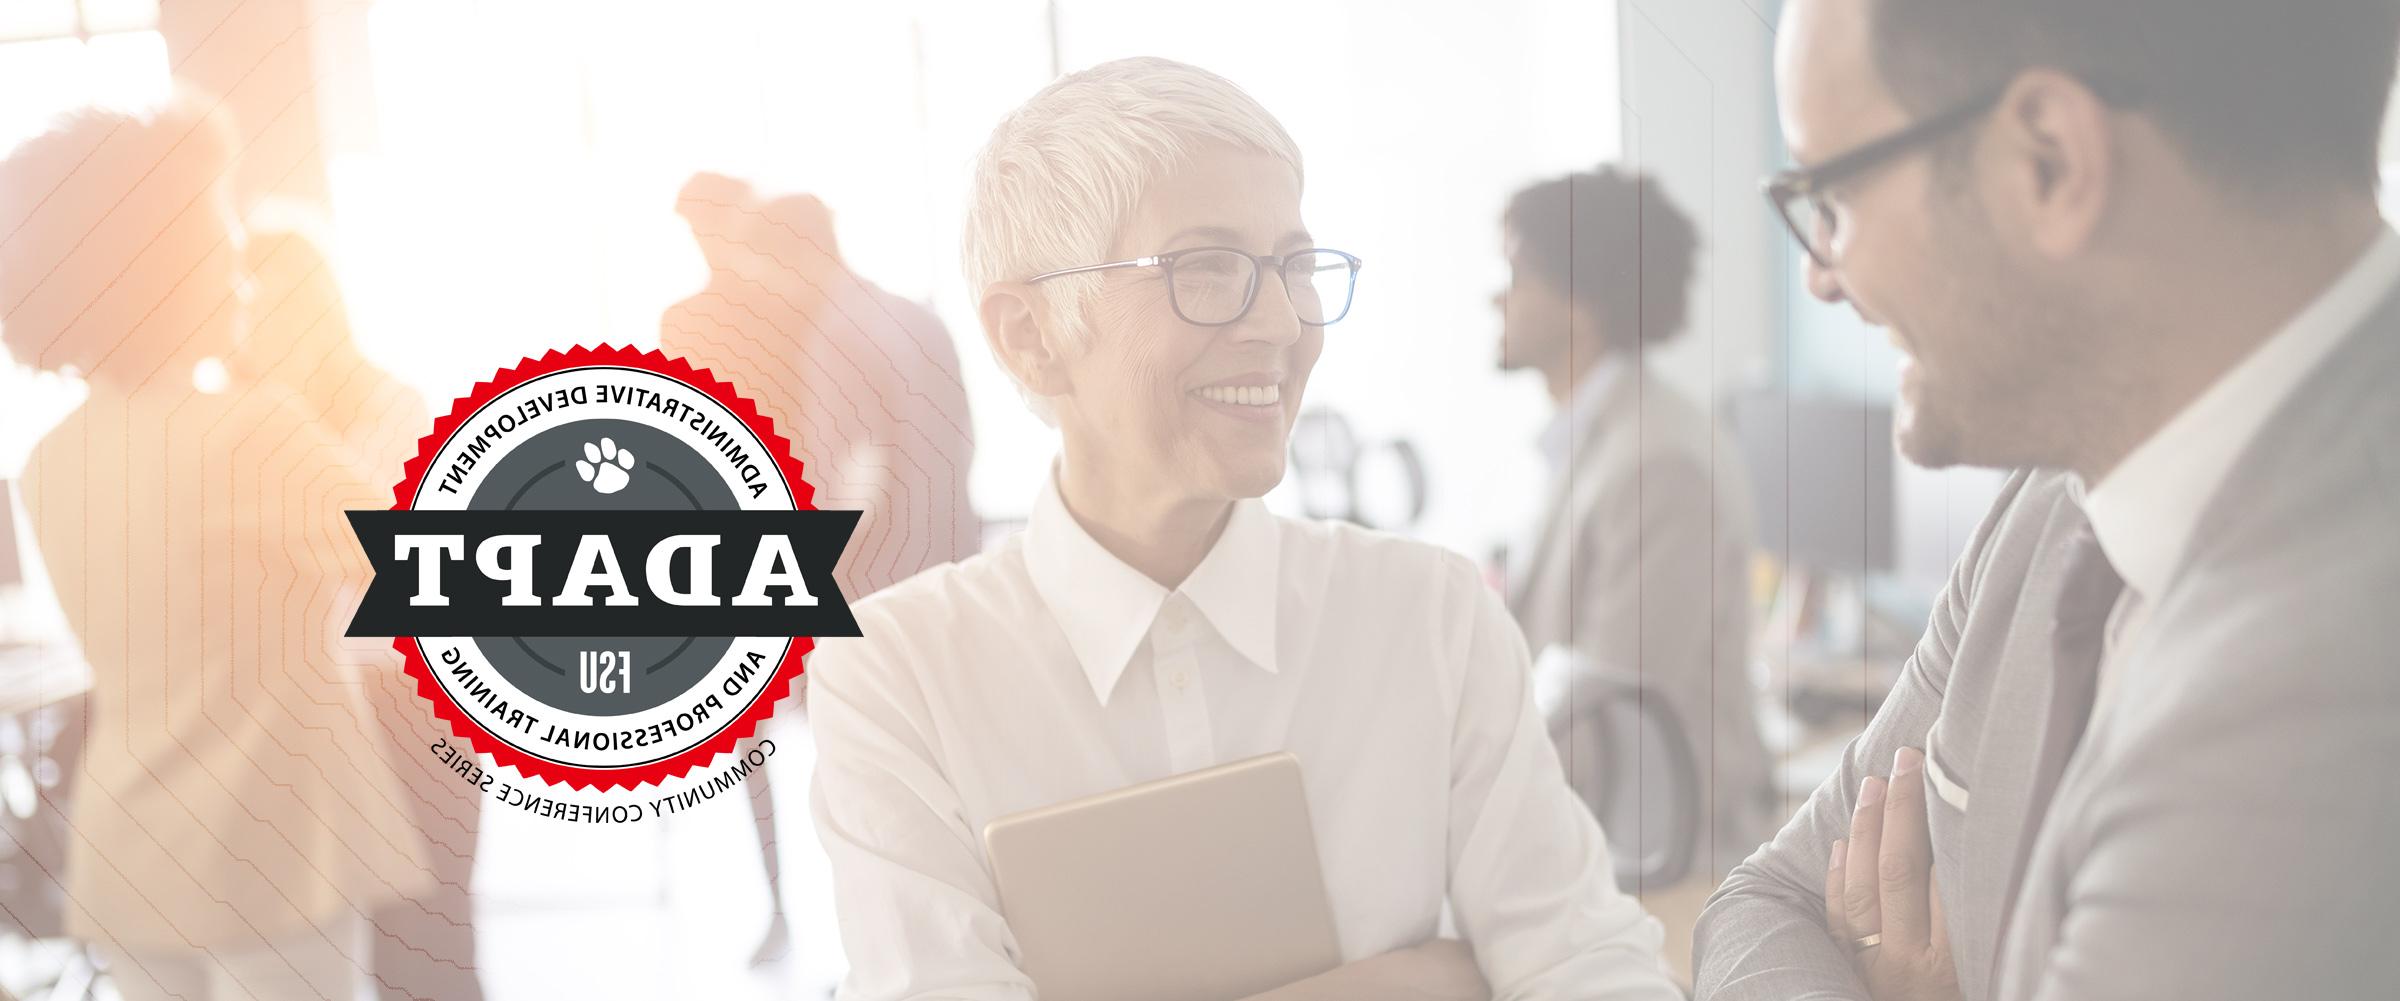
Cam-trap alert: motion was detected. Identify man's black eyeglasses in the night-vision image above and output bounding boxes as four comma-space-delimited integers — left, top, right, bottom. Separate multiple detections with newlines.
1763, 87, 2005, 269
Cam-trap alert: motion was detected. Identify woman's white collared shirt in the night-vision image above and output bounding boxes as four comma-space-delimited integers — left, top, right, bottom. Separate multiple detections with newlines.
808, 477, 1678, 1000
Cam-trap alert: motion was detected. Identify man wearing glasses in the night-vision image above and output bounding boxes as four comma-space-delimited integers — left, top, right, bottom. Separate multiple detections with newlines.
807, 57, 1682, 999
1700, 2, 2400, 1000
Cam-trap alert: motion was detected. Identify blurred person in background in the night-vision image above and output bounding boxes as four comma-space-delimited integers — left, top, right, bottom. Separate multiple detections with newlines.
1, 96, 428, 1000
661, 181, 980, 604
661, 170, 762, 358
661, 177, 980, 965
1495, 166, 1771, 984
239, 228, 429, 482
235, 227, 483, 1000
1700, 1, 2400, 999
807, 56, 1681, 1000
660, 170, 794, 965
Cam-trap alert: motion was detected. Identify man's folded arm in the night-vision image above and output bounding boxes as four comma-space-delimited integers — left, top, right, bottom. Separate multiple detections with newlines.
1691, 637, 1945, 1001
1693, 470, 2028, 1000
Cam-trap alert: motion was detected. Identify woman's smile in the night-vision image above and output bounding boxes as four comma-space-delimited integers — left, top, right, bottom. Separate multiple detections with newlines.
1190, 372, 1286, 424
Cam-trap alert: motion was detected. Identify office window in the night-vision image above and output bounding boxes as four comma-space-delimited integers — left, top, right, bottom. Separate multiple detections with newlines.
0, 5, 167, 151
0, 0, 158, 40
328, 0, 949, 393
76, 0, 160, 36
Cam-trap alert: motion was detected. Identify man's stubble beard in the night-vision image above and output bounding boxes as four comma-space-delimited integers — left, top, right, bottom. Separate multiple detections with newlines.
1889, 192, 2096, 473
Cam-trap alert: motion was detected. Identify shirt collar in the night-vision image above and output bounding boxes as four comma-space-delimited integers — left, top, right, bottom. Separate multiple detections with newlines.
2083, 225, 2400, 599
1023, 468, 1283, 706
1538, 355, 1624, 471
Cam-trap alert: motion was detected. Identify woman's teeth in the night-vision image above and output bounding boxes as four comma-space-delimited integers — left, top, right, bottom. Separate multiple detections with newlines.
1195, 384, 1281, 406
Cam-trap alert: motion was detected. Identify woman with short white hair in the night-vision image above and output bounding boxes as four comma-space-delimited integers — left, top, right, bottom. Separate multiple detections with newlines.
808, 56, 1678, 1000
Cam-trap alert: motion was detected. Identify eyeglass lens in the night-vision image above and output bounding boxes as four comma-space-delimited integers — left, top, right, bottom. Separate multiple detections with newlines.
1168, 249, 1356, 325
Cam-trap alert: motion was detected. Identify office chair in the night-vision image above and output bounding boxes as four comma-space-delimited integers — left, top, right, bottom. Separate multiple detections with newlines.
1543, 661, 1703, 891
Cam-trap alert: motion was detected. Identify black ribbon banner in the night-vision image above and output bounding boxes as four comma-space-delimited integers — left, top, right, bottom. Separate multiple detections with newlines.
347, 509, 862, 638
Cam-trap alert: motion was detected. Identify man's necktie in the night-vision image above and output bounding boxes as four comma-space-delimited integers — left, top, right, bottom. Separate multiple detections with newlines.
1997, 514, 2128, 946
2046, 519, 2127, 760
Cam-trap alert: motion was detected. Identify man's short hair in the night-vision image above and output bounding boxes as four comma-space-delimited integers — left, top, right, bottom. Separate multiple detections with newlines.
962, 57, 1303, 422
1870, 0, 2400, 195
1503, 166, 1700, 353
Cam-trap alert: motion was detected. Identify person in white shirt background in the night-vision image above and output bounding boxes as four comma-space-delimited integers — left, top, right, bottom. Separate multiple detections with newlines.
807, 56, 1682, 1000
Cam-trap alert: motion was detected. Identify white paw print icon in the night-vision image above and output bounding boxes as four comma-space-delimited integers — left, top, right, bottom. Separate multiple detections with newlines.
575, 437, 636, 494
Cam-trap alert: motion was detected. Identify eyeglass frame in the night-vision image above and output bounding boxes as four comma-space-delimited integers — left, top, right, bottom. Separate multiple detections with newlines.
1764, 70, 2150, 270
1762, 86, 2007, 270
1024, 245, 1364, 327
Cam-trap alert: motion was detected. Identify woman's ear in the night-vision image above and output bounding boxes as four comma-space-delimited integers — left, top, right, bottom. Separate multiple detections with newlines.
980, 281, 1072, 398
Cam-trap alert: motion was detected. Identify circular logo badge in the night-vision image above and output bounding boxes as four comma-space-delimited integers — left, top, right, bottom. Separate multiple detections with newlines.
348, 345, 859, 790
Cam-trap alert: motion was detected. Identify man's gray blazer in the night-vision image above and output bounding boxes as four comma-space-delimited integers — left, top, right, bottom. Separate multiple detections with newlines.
1506, 365, 1775, 884
1694, 294, 2400, 999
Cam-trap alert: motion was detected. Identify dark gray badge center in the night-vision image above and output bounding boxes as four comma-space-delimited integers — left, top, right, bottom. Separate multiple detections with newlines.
465, 418, 733, 716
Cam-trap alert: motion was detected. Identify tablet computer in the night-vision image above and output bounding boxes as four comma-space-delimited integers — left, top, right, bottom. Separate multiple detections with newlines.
983, 751, 1343, 1001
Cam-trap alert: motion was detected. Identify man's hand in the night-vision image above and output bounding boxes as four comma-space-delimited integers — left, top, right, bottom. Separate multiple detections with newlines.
1825, 746, 1962, 1001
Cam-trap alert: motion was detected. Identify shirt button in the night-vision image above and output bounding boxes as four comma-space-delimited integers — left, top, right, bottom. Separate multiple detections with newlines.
1171, 670, 1189, 690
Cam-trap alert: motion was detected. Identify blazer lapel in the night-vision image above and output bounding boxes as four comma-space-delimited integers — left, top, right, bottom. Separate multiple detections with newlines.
1952, 522, 2100, 998
1952, 646, 2051, 995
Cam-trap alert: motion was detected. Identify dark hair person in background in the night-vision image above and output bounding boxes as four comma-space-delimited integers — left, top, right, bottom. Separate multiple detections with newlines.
1495, 166, 1770, 984
1699, 2, 2400, 999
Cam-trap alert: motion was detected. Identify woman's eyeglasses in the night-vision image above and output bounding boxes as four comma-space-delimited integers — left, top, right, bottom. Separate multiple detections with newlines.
1027, 246, 1362, 326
